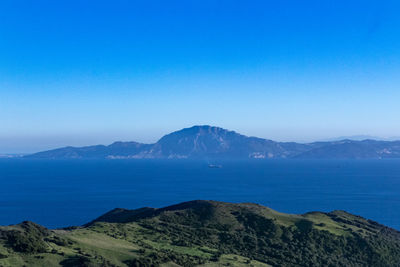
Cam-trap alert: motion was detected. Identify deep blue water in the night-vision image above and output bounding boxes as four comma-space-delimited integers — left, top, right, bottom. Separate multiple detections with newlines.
0, 159, 400, 229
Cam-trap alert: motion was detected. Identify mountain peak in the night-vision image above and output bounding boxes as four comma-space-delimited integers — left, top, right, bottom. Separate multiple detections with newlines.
164, 125, 237, 137
155, 125, 252, 158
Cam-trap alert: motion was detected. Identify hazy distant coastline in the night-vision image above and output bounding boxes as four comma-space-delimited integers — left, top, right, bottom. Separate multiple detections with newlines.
25, 125, 400, 160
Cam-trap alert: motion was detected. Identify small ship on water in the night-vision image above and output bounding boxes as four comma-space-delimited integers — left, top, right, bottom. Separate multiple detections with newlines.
208, 164, 222, 168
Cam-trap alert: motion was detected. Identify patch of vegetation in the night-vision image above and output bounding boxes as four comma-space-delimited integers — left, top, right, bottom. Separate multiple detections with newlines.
4, 221, 50, 253
1, 200, 400, 266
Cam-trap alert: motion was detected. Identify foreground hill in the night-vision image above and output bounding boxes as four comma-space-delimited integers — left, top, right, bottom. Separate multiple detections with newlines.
1, 201, 400, 266
26, 125, 400, 159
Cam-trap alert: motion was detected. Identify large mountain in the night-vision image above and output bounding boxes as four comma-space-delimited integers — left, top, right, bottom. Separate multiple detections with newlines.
26, 125, 400, 159
1, 200, 400, 266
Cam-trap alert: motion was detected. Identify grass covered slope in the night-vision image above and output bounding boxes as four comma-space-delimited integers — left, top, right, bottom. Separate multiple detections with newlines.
1, 200, 400, 266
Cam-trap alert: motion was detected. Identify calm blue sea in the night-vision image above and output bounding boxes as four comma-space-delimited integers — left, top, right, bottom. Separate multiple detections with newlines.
0, 159, 400, 229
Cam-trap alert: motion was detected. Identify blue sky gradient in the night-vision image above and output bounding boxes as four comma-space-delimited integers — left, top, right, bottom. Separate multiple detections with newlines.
1, 1, 400, 153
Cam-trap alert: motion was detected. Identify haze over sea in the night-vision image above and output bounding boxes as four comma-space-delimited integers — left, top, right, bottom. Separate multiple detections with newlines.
0, 159, 399, 230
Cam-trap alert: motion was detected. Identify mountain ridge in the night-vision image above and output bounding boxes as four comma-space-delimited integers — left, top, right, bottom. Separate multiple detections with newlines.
1, 200, 400, 266
26, 125, 400, 159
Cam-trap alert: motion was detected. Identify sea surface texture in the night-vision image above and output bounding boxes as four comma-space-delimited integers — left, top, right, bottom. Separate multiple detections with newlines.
0, 159, 399, 229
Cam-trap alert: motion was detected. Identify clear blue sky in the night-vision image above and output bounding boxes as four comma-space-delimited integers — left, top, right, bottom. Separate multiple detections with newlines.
1, 0, 400, 153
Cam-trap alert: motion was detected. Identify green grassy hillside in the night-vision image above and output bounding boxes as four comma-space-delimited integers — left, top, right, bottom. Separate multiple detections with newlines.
1, 200, 400, 266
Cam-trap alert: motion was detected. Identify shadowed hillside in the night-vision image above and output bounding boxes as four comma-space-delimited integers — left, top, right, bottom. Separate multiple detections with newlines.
1, 200, 400, 266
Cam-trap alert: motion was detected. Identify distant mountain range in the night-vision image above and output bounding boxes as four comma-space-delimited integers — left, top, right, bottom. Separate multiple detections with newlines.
26, 125, 400, 159
321, 135, 400, 142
